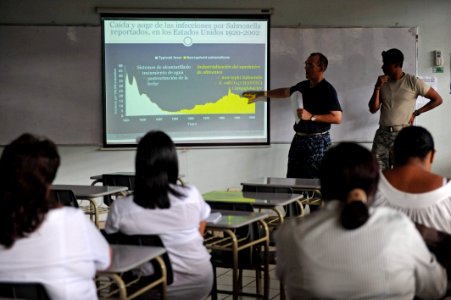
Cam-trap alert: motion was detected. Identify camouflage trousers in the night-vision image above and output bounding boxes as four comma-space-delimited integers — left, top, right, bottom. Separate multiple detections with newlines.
371, 128, 399, 170
287, 132, 331, 179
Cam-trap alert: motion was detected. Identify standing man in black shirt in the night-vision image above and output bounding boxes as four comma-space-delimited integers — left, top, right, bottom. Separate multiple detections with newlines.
243, 53, 342, 178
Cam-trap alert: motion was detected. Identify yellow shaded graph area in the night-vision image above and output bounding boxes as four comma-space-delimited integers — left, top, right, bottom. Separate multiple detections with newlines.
177, 89, 255, 114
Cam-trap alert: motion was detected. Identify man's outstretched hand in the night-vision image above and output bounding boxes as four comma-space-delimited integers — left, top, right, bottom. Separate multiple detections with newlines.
242, 91, 263, 104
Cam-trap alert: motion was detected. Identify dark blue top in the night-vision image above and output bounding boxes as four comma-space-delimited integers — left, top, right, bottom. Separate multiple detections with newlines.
289, 79, 342, 134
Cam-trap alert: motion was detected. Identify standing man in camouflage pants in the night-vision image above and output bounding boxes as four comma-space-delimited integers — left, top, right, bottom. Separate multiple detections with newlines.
369, 48, 442, 170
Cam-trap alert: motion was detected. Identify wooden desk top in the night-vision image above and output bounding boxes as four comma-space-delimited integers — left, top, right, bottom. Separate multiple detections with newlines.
102, 244, 166, 274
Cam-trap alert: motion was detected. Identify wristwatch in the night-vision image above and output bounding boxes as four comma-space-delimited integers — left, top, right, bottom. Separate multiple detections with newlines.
310, 115, 317, 122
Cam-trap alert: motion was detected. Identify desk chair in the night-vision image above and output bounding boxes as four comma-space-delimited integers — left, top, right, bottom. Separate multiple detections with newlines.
50, 188, 100, 223
213, 195, 290, 300
207, 203, 267, 299
49, 189, 79, 208
101, 231, 173, 298
300, 189, 323, 212
100, 174, 135, 206
0, 282, 50, 300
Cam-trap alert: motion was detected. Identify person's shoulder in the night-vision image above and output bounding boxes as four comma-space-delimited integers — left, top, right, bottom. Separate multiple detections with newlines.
45, 206, 90, 227
404, 73, 420, 80
291, 80, 309, 89
320, 79, 339, 96
370, 205, 413, 227
183, 184, 204, 201
170, 183, 196, 194
285, 204, 337, 228
373, 171, 391, 196
275, 216, 302, 241
295, 79, 309, 85
275, 207, 335, 241
48, 206, 83, 218
169, 183, 202, 203
321, 78, 333, 85
110, 195, 134, 208
403, 73, 425, 85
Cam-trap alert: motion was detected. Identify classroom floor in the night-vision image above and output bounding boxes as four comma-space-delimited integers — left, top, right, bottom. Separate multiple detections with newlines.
207, 265, 282, 300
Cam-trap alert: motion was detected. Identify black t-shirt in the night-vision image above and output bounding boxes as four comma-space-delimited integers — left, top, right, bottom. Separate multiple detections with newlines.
289, 79, 342, 133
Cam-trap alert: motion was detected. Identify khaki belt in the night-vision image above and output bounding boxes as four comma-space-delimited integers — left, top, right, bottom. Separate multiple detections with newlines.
296, 131, 329, 137
379, 124, 409, 132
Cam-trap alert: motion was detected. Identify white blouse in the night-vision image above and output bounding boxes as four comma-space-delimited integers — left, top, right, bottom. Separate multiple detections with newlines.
373, 172, 451, 234
274, 201, 447, 300
105, 184, 213, 300
105, 184, 211, 276
0, 207, 111, 300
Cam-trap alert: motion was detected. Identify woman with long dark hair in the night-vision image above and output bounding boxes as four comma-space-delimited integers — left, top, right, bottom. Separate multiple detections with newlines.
105, 130, 213, 299
275, 142, 446, 299
0, 133, 111, 299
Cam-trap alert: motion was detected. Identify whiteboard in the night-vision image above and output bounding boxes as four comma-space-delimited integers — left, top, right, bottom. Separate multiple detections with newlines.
0, 26, 417, 145
0, 26, 102, 145
270, 27, 417, 143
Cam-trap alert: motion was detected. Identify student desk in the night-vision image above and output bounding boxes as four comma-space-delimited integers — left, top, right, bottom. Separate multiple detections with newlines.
205, 210, 269, 300
203, 190, 304, 222
241, 177, 322, 208
51, 184, 128, 228
97, 244, 167, 300
90, 172, 135, 185
90, 172, 185, 187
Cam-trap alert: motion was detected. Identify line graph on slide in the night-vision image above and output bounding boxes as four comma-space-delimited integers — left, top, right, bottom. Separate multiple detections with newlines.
124, 74, 255, 117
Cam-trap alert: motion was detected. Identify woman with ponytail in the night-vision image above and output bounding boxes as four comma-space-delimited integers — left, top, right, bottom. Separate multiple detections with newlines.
275, 142, 446, 299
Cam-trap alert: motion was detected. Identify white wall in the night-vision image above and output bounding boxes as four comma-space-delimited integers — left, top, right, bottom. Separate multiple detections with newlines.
1, 0, 450, 192
51, 145, 289, 192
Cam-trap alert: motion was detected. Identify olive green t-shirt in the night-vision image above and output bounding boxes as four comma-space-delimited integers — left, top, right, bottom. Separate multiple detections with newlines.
379, 73, 430, 126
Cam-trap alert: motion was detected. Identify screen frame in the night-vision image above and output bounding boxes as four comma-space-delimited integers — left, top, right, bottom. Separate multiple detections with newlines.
101, 12, 270, 148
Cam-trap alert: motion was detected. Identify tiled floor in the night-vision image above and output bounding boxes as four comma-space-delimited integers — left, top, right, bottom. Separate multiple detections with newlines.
207, 265, 282, 300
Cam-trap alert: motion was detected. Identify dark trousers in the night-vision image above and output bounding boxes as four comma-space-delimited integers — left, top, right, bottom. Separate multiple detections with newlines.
287, 132, 331, 179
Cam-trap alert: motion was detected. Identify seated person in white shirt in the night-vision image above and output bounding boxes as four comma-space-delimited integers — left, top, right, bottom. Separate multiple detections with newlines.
275, 142, 447, 300
105, 130, 213, 300
0, 133, 111, 300
373, 126, 451, 234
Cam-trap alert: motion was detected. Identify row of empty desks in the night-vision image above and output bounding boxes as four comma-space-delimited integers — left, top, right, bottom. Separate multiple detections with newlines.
204, 179, 322, 300
203, 190, 304, 222
241, 177, 322, 207
241, 176, 320, 193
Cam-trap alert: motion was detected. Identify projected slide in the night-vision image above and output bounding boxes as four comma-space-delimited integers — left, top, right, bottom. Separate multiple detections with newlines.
124, 73, 256, 116
103, 17, 269, 146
